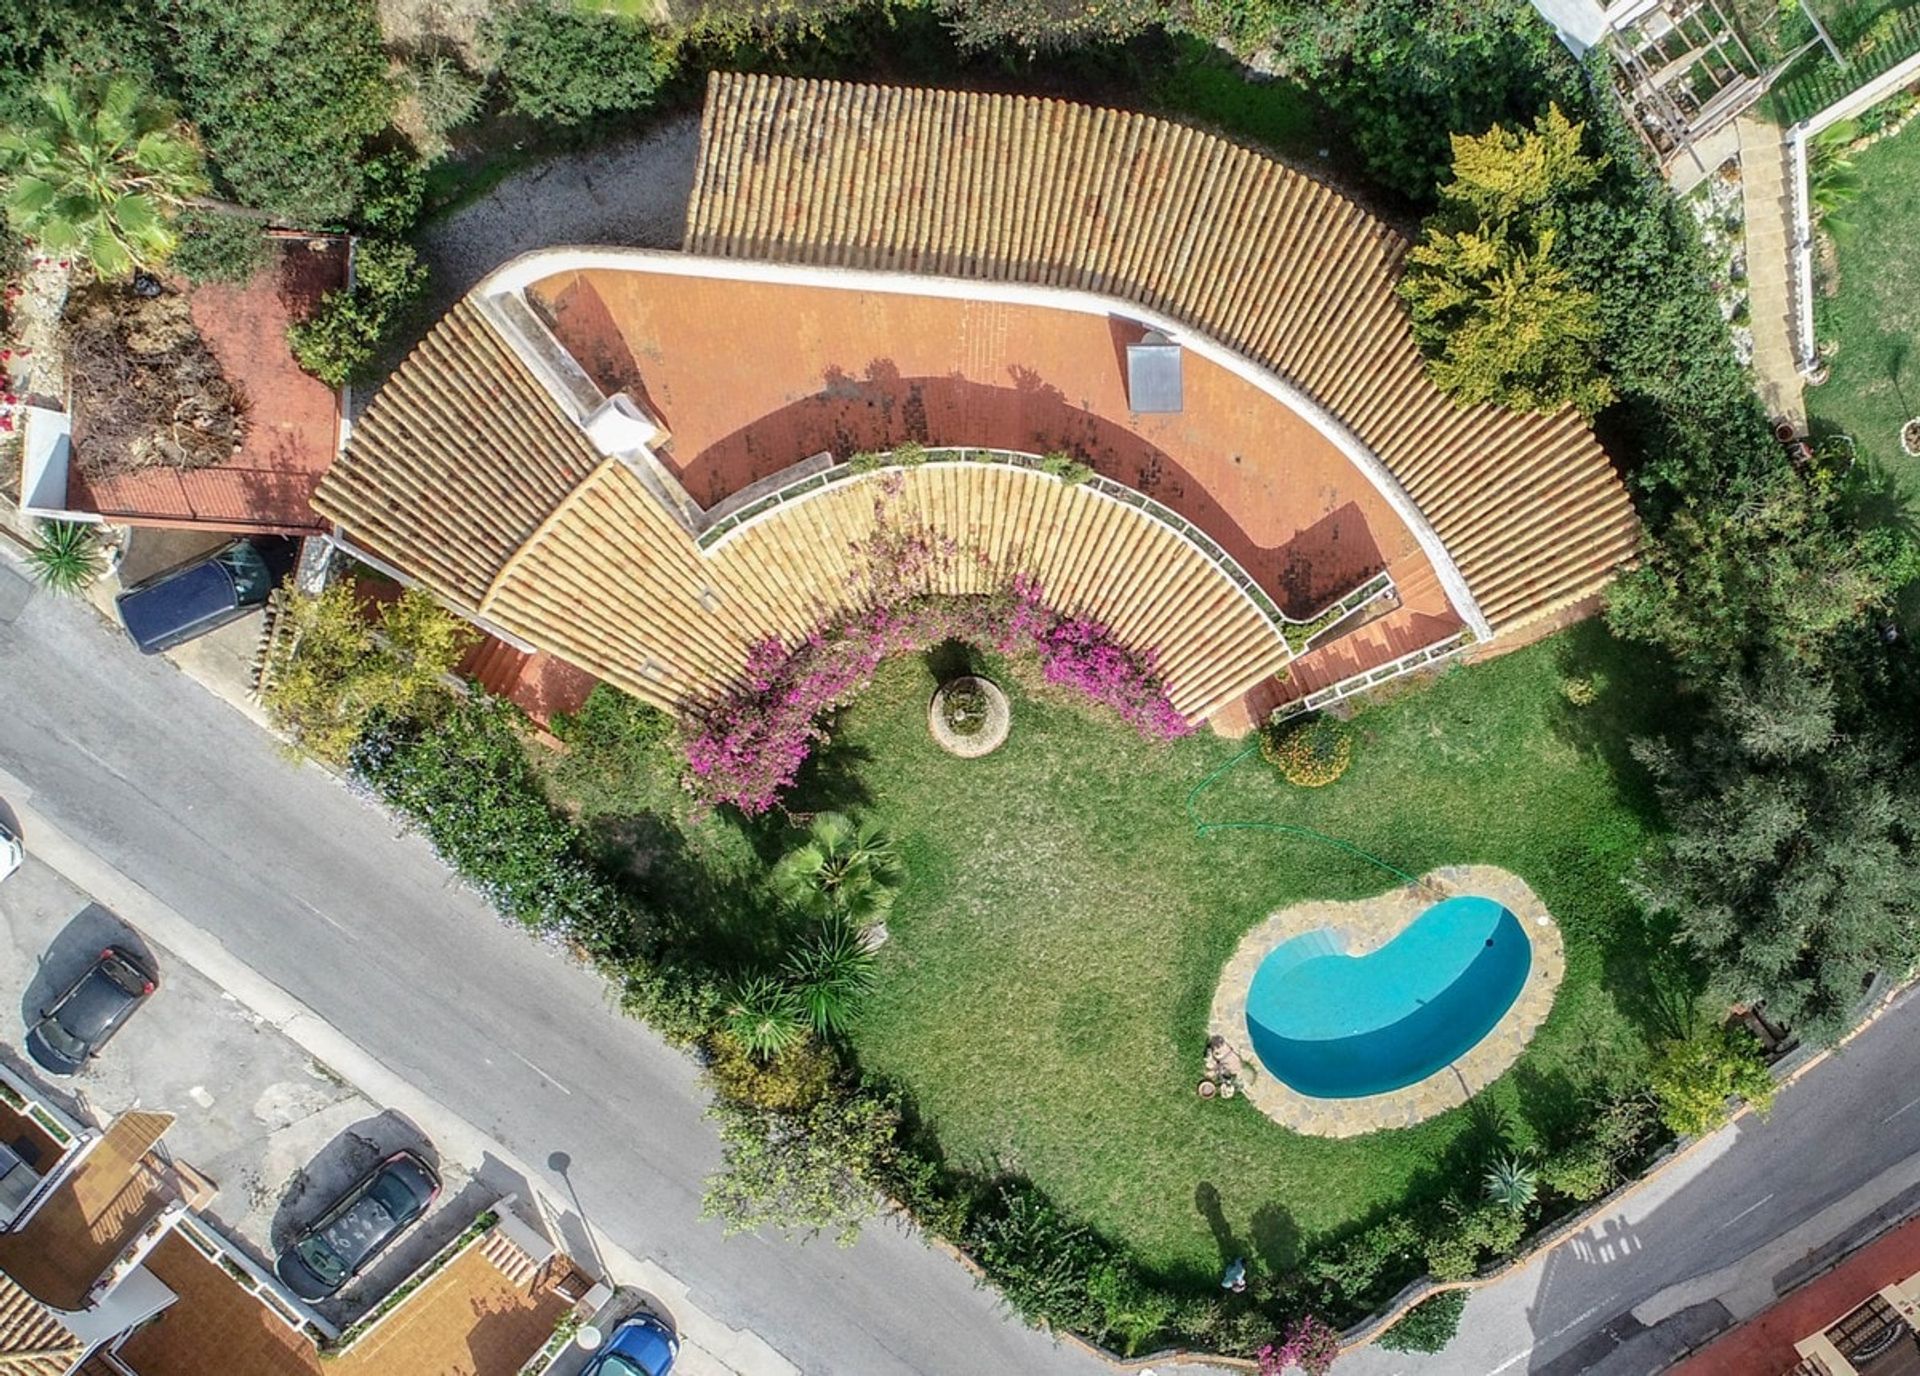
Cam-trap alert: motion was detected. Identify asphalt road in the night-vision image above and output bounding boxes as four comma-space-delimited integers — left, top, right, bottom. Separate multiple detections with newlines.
0, 564, 1105, 1376
7, 563, 1920, 1376
1339, 989, 1920, 1374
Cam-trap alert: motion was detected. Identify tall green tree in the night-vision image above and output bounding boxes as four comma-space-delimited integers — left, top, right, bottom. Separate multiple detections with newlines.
165, 0, 391, 225
1630, 658, 1920, 1044
0, 75, 206, 275
264, 583, 474, 764
702, 1086, 900, 1244
1400, 104, 1614, 416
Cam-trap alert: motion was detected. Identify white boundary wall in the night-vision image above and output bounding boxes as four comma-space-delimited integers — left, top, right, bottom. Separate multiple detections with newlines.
1787, 50, 1920, 375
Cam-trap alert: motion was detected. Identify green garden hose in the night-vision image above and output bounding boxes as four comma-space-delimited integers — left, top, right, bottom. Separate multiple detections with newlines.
1184, 740, 1421, 888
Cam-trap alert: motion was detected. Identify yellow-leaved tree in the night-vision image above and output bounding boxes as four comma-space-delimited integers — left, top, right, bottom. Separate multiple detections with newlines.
1399, 104, 1614, 417
264, 582, 474, 764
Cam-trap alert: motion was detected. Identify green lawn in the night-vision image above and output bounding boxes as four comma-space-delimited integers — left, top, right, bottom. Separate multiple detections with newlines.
1811, 113, 1920, 493
807, 627, 1681, 1284
543, 622, 1684, 1288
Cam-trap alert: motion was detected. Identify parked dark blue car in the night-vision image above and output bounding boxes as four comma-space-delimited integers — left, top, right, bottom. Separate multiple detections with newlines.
115, 537, 295, 655
581, 1314, 678, 1376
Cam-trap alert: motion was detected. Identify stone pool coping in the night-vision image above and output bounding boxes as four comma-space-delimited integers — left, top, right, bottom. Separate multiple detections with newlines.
1206, 864, 1565, 1138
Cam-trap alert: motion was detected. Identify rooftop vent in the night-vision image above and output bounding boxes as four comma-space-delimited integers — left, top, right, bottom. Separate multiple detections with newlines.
1126, 330, 1184, 414
583, 393, 661, 456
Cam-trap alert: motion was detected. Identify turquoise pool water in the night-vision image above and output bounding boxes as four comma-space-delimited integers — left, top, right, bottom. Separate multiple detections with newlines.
1244, 895, 1530, 1099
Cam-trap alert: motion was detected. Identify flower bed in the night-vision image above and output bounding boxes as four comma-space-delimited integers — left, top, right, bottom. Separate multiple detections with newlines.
684, 577, 1190, 814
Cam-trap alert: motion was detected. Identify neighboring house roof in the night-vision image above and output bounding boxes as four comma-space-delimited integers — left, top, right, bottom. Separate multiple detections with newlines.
684, 72, 1640, 635
0, 1110, 175, 1311
117, 1222, 572, 1376
64, 235, 345, 534
0, 1274, 83, 1376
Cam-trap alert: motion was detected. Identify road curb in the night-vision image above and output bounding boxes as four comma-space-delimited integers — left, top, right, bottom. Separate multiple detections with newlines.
0, 778, 795, 1376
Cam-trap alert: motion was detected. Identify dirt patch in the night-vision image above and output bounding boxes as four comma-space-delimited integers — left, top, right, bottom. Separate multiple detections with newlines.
63, 282, 247, 480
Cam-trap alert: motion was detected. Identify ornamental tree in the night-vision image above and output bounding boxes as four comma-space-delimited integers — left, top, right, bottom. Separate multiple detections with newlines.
1400, 104, 1614, 417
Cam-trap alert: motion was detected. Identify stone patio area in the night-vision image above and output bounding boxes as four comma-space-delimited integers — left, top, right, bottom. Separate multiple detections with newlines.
1207, 864, 1565, 1138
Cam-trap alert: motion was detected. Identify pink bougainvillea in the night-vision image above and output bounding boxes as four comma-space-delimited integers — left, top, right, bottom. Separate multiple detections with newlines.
1257, 1315, 1342, 1376
681, 578, 1192, 815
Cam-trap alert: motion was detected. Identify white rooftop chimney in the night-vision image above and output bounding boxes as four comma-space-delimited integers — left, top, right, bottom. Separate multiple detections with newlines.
583, 393, 661, 456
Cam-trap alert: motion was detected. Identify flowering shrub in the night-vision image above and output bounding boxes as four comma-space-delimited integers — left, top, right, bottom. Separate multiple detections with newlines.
1261, 715, 1354, 787
1258, 1314, 1341, 1376
684, 577, 1191, 814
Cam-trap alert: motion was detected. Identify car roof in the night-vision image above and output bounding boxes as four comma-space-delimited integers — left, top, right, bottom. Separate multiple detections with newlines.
314, 1154, 436, 1264
56, 961, 143, 1038
602, 1316, 676, 1375
116, 559, 241, 653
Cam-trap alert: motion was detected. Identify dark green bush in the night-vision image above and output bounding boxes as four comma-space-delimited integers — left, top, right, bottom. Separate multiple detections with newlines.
352, 695, 646, 959
288, 238, 427, 386
1302, 1214, 1423, 1313
964, 1179, 1111, 1335
171, 210, 270, 285
491, 4, 676, 126
352, 149, 428, 237
167, 0, 393, 225
1378, 1289, 1467, 1354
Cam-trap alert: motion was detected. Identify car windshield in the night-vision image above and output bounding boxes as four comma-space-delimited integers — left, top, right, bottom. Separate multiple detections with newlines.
365, 1170, 422, 1222
217, 543, 273, 604
294, 1232, 348, 1286
35, 1014, 88, 1060
595, 1358, 654, 1376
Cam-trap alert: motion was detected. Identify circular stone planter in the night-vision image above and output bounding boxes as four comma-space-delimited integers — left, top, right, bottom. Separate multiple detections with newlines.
1902, 418, 1920, 458
929, 675, 1010, 757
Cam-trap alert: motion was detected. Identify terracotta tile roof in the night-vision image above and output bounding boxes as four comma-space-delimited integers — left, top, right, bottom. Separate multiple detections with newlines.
113, 1233, 319, 1376
315, 261, 1444, 721
315, 300, 604, 606
0, 1274, 82, 1375
0, 1111, 175, 1310
684, 72, 1640, 633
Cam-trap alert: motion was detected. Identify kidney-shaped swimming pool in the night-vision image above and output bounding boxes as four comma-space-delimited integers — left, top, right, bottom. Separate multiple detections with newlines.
1243, 894, 1531, 1099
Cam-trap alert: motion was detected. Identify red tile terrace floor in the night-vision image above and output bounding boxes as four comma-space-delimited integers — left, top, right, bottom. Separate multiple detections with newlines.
526, 266, 1464, 702
1671, 1212, 1920, 1375
66, 235, 345, 534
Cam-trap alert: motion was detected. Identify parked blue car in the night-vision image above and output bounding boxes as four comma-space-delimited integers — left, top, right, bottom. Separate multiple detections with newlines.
581, 1315, 678, 1376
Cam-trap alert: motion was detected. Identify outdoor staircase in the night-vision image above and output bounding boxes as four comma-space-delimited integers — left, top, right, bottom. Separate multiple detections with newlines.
460, 634, 533, 700
479, 1226, 542, 1290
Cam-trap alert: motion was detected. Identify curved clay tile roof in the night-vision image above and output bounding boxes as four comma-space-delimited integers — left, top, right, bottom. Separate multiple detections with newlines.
684, 73, 1640, 632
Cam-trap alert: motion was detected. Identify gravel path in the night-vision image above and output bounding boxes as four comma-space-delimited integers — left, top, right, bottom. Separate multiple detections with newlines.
415, 112, 702, 318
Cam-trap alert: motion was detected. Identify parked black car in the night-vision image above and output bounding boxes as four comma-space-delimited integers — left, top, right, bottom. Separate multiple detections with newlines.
275, 1150, 440, 1300
26, 945, 157, 1075
115, 537, 296, 655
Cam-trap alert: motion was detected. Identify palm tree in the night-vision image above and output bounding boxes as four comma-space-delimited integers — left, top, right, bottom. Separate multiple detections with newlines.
1484, 1153, 1538, 1216
0, 76, 208, 277
785, 920, 879, 1036
771, 812, 904, 924
24, 521, 103, 595
723, 974, 806, 1062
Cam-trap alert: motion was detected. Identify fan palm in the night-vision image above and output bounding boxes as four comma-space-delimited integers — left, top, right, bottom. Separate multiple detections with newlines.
723, 974, 806, 1062
0, 76, 208, 277
785, 920, 879, 1036
1484, 1153, 1538, 1216
771, 812, 904, 923
24, 521, 103, 595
